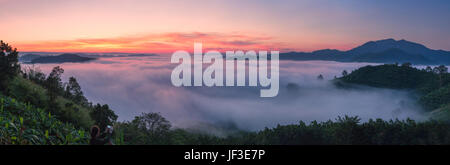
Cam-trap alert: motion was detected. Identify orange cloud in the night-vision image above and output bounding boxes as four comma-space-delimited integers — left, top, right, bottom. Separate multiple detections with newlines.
12, 32, 293, 54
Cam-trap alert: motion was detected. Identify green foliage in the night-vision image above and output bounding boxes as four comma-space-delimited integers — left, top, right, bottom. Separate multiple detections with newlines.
342, 70, 348, 77
90, 104, 118, 130
46, 66, 64, 101
64, 77, 88, 106
113, 113, 450, 145
420, 84, 450, 110
0, 41, 98, 144
237, 116, 450, 145
0, 40, 20, 92
22, 65, 47, 85
0, 95, 89, 144
55, 96, 94, 128
338, 64, 439, 90
337, 64, 450, 112
167, 129, 224, 145
429, 103, 450, 122
7, 76, 48, 109
7, 75, 95, 129
118, 112, 171, 145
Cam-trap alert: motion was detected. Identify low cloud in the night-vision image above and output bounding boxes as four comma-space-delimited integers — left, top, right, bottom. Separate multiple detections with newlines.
29, 57, 427, 132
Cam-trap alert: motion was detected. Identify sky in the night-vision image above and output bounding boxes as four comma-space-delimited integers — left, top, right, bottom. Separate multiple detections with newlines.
1, 0, 450, 53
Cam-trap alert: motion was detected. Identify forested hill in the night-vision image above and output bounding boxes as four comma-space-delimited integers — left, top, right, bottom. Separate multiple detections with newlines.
281, 39, 450, 65
335, 63, 450, 112
29, 53, 96, 64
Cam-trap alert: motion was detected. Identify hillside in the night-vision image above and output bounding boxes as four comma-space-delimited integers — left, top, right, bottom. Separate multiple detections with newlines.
281, 39, 450, 65
19, 54, 43, 63
335, 64, 450, 114
7, 76, 95, 128
0, 95, 89, 144
29, 53, 96, 64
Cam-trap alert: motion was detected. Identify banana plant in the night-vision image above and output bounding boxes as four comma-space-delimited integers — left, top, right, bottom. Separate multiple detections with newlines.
0, 95, 90, 145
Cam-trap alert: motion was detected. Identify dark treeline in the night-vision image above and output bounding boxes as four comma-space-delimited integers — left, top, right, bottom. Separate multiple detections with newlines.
113, 115, 450, 145
2, 40, 450, 145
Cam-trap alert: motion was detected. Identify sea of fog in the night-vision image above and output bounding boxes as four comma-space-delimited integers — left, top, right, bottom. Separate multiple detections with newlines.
23, 55, 427, 132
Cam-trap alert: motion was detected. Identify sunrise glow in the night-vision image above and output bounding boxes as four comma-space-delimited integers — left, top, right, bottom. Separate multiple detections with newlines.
2, 0, 450, 53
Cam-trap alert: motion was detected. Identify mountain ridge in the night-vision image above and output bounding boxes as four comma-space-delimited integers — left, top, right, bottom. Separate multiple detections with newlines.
281, 38, 450, 64
28, 53, 96, 64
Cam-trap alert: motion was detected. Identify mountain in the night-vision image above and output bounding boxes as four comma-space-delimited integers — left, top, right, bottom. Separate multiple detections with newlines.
30, 53, 96, 64
77, 53, 158, 58
347, 39, 429, 55
351, 48, 433, 64
19, 53, 44, 62
281, 39, 450, 64
126, 53, 157, 57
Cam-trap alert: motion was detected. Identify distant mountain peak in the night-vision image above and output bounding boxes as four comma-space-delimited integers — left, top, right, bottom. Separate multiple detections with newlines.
378, 38, 396, 42
348, 38, 432, 55
363, 38, 395, 44
280, 38, 450, 65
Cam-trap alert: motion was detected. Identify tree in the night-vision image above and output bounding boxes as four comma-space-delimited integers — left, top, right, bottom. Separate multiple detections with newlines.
46, 66, 64, 101
65, 77, 88, 105
342, 70, 348, 77
401, 62, 412, 68
44, 66, 65, 118
317, 74, 324, 80
425, 66, 433, 72
0, 41, 20, 92
433, 65, 448, 74
91, 104, 118, 130
433, 65, 448, 87
131, 112, 171, 144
